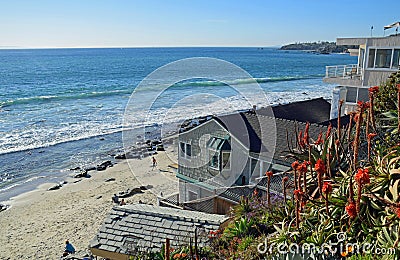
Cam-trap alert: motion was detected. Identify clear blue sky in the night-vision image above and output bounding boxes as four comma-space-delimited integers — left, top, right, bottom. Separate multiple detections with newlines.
1, 0, 399, 48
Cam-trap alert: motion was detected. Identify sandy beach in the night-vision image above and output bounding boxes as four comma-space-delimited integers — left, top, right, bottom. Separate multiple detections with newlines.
0, 148, 178, 259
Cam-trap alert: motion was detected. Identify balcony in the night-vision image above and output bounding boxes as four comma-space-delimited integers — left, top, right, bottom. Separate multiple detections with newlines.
323, 64, 362, 86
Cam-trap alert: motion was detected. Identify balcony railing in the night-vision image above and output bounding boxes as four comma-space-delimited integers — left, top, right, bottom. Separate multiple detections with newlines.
325, 64, 361, 79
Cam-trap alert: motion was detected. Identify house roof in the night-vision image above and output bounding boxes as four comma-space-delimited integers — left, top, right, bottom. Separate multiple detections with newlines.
90, 204, 228, 255
268, 97, 331, 123
272, 117, 327, 164
215, 112, 327, 164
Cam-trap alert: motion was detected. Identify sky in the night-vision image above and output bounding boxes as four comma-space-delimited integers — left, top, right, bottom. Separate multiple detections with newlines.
0, 0, 399, 48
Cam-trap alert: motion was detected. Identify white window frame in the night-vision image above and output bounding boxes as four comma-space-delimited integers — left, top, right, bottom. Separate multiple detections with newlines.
366, 46, 400, 71
208, 148, 220, 170
179, 141, 192, 159
221, 151, 231, 170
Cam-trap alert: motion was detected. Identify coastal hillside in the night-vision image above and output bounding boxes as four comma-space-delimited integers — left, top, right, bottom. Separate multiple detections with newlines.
280, 41, 357, 54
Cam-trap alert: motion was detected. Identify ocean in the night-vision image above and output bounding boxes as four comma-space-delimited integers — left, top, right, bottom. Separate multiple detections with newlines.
0, 47, 356, 201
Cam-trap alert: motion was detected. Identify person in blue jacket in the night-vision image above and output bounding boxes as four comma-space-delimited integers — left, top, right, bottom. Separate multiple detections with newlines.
64, 240, 76, 254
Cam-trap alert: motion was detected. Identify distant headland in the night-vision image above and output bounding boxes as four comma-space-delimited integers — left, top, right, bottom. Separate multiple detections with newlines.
280, 41, 357, 54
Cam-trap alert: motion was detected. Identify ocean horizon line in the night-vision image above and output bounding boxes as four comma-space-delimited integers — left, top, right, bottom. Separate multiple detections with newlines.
0, 45, 282, 50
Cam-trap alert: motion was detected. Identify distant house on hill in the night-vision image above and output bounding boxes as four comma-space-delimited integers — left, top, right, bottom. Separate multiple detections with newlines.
166, 98, 340, 214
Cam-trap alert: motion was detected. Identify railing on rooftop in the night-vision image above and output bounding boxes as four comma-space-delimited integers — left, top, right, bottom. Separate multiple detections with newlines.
325, 64, 361, 79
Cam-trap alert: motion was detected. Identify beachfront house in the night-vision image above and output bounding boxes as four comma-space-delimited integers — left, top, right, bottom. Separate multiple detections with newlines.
89, 204, 228, 260
324, 22, 400, 115
172, 98, 334, 214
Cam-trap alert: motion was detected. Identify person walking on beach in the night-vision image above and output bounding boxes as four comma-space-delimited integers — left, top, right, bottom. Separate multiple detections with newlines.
112, 194, 119, 204
152, 156, 157, 170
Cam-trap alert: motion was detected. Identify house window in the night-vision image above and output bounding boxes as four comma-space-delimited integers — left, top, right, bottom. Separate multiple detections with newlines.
367, 48, 375, 68
209, 150, 219, 169
222, 152, 231, 170
180, 142, 192, 159
188, 191, 198, 201
186, 144, 192, 157
375, 49, 392, 68
207, 136, 231, 171
367, 48, 399, 69
180, 142, 186, 156
392, 49, 400, 69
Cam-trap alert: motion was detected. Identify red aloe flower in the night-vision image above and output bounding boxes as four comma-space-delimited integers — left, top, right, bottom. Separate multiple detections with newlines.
314, 132, 323, 145
322, 181, 332, 215
301, 161, 310, 193
368, 86, 379, 94
297, 162, 308, 173
368, 133, 377, 140
315, 159, 326, 175
353, 113, 359, 122
291, 161, 299, 170
355, 168, 370, 185
298, 130, 305, 148
397, 84, 400, 133
368, 87, 378, 130
292, 161, 299, 190
357, 101, 370, 109
345, 202, 357, 219
355, 168, 370, 214
265, 171, 274, 177
283, 176, 289, 182
293, 189, 303, 200
322, 181, 333, 194
253, 188, 258, 197
325, 123, 332, 139
303, 122, 310, 145
315, 159, 325, 197
394, 207, 400, 218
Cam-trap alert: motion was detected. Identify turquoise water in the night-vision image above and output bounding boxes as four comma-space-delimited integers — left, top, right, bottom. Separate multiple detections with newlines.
0, 47, 356, 200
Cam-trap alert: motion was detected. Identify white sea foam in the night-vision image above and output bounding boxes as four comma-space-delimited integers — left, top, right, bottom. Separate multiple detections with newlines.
0, 87, 333, 155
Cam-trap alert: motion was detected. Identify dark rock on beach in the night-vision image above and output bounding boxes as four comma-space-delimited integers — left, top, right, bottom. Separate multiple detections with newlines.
74, 170, 90, 178
96, 160, 113, 171
0, 204, 7, 212
114, 153, 126, 160
140, 185, 153, 190
118, 187, 143, 198
70, 166, 81, 171
48, 184, 62, 191
96, 165, 107, 171
152, 140, 162, 146
84, 166, 96, 172
105, 178, 116, 182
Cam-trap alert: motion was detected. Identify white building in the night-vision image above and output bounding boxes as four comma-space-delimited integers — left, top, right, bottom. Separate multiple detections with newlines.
324, 26, 400, 115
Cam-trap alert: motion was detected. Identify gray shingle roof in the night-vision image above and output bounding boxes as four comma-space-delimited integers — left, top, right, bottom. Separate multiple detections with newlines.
268, 97, 331, 123
216, 112, 327, 164
90, 204, 228, 255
